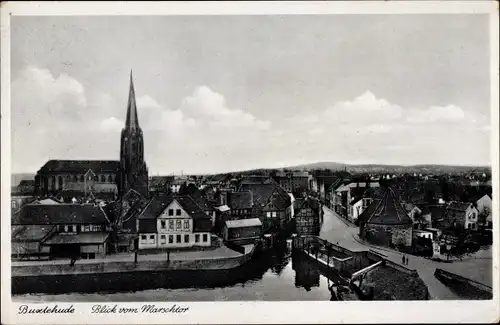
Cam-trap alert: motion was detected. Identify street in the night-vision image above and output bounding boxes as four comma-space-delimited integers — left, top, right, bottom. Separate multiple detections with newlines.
319, 206, 493, 300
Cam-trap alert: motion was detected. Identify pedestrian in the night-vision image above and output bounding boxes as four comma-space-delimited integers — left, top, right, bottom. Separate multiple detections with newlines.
402, 255, 405, 265
406, 256, 409, 265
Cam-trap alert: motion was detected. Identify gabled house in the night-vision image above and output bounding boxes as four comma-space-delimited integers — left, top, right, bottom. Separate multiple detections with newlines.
294, 197, 322, 236
18, 180, 35, 194
239, 182, 292, 233
137, 194, 212, 249
358, 187, 413, 248
476, 193, 492, 218
444, 202, 479, 230
12, 204, 111, 259
334, 182, 380, 220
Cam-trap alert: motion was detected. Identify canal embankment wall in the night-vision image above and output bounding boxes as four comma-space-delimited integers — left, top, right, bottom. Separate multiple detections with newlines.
434, 268, 492, 300
294, 235, 429, 300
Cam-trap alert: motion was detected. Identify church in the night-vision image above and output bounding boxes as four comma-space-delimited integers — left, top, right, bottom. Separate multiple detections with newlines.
34, 72, 149, 201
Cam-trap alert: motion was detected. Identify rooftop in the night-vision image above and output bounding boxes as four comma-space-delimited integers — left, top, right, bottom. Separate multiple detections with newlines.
359, 187, 413, 225
225, 218, 262, 229
38, 160, 120, 174
13, 204, 110, 225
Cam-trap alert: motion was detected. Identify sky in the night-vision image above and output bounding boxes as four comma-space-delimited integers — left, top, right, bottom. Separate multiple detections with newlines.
10, 15, 491, 175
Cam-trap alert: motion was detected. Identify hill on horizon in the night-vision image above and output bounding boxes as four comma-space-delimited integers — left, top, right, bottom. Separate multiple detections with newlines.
284, 161, 491, 174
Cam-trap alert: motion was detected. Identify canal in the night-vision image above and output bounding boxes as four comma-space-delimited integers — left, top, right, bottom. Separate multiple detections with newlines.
13, 246, 344, 302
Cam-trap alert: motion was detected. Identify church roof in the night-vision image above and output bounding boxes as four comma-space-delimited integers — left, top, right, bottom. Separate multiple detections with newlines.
359, 187, 412, 225
38, 160, 120, 174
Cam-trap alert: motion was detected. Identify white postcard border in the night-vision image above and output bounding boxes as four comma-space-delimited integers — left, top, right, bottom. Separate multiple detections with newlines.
1, 1, 499, 324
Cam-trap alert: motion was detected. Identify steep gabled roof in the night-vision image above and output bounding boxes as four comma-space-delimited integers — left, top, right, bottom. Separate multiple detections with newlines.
19, 180, 35, 187
295, 197, 321, 215
446, 201, 474, 212
13, 204, 110, 225
229, 191, 254, 210
359, 187, 412, 225
138, 194, 211, 232
139, 194, 175, 219
38, 160, 120, 174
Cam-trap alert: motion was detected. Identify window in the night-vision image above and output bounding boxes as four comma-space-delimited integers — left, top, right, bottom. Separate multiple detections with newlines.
71, 225, 76, 232
64, 225, 69, 232
149, 234, 155, 240
272, 212, 277, 218
141, 235, 147, 241
195, 234, 200, 243
266, 212, 271, 218
161, 220, 166, 229
176, 220, 182, 230
168, 209, 174, 216
168, 235, 174, 244
160, 235, 166, 244
184, 234, 189, 243
11, 201, 17, 209
176, 209, 182, 216
168, 220, 174, 230
88, 253, 95, 259
203, 234, 208, 242
184, 220, 190, 230
176, 235, 182, 243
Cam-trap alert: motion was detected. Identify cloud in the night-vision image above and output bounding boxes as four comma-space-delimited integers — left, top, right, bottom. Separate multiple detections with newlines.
99, 116, 123, 132
182, 86, 271, 130
325, 91, 404, 124
12, 66, 87, 127
406, 104, 466, 124
10, 68, 491, 174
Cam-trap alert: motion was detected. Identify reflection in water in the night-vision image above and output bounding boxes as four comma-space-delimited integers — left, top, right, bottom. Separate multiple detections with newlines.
13, 245, 341, 302
292, 253, 320, 291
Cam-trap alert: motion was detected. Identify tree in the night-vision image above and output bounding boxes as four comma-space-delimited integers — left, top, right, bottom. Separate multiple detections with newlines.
413, 210, 427, 229
178, 182, 187, 194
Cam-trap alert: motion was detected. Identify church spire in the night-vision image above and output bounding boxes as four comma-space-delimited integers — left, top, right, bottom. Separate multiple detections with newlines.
125, 70, 140, 131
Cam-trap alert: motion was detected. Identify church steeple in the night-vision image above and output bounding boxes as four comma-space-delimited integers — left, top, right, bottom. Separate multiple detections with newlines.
119, 70, 148, 198
125, 70, 140, 131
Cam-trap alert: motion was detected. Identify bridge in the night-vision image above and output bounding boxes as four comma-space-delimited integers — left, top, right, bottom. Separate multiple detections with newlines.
292, 235, 428, 300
